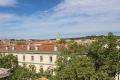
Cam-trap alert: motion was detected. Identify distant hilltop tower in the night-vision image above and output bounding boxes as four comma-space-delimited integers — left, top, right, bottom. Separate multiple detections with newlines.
56, 32, 61, 41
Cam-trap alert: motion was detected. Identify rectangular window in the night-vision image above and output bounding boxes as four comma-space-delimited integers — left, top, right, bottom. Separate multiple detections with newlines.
31, 56, 34, 61
23, 55, 25, 61
40, 56, 43, 62
49, 56, 53, 63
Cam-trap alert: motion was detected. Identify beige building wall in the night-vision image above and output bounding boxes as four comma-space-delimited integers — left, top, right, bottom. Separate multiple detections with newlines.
17, 53, 57, 72
115, 74, 120, 80
1, 52, 57, 72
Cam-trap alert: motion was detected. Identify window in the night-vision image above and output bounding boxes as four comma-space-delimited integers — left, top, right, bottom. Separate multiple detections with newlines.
23, 55, 25, 61
40, 56, 43, 62
31, 56, 34, 61
49, 56, 53, 63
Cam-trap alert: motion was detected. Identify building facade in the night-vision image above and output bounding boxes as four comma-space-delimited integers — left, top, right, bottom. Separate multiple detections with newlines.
0, 51, 58, 72
0, 40, 64, 72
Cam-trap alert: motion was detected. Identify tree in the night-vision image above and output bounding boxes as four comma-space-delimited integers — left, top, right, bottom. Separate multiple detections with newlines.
0, 54, 37, 80
0, 54, 18, 71
10, 66, 37, 80
52, 32, 120, 80
52, 41, 95, 80
87, 32, 120, 79
57, 39, 66, 44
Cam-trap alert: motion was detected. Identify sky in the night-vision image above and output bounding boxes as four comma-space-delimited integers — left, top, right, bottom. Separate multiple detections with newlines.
0, 0, 120, 39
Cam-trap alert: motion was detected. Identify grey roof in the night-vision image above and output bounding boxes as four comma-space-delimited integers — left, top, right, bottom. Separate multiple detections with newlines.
0, 68, 10, 78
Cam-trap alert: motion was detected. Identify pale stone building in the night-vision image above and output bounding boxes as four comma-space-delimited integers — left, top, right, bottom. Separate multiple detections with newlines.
0, 51, 58, 72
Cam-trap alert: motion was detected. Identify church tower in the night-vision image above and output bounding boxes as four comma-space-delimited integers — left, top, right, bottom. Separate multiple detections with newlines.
56, 32, 61, 41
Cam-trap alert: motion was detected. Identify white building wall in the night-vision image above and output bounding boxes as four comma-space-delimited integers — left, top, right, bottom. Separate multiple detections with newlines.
115, 74, 120, 80
1, 52, 57, 73
17, 53, 57, 72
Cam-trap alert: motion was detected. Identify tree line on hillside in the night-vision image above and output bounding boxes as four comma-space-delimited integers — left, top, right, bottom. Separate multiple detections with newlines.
0, 32, 120, 80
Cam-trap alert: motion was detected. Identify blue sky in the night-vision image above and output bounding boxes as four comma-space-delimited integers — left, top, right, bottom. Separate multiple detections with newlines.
0, 0, 120, 39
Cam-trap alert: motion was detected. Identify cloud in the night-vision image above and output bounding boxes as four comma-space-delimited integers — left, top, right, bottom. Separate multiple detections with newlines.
0, 13, 20, 22
0, 0, 17, 7
0, 0, 120, 39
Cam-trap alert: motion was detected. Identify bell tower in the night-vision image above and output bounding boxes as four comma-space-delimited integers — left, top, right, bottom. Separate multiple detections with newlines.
56, 32, 61, 41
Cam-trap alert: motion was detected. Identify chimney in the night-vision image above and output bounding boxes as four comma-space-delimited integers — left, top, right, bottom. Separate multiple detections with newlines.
35, 46, 38, 51
26, 40, 31, 51
6, 46, 8, 51
12, 45, 15, 51
54, 46, 58, 51
27, 44, 30, 51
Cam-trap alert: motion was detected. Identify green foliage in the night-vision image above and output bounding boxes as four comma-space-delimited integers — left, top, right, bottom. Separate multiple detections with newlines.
54, 55, 95, 80
0, 54, 38, 80
10, 66, 37, 80
66, 40, 86, 53
52, 32, 120, 80
57, 39, 66, 44
0, 54, 18, 70
44, 69, 54, 79
0, 32, 120, 80
52, 41, 95, 80
87, 32, 120, 79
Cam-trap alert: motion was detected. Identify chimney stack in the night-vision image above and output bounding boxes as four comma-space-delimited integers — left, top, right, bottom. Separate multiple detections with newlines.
54, 46, 58, 51
27, 44, 30, 51
35, 46, 38, 51
6, 46, 8, 51
12, 45, 15, 51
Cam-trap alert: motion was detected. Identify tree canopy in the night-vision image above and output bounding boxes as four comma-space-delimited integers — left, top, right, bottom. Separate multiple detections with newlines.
0, 32, 120, 80
52, 32, 120, 80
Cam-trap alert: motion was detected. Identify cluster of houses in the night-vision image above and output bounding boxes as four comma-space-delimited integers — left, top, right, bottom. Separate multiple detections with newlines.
0, 38, 95, 72
0, 39, 64, 72
0, 39, 64, 79
0, 38, 119, 80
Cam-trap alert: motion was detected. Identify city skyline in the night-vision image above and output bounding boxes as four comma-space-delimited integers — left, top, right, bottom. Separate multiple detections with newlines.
0, 0, 120, 39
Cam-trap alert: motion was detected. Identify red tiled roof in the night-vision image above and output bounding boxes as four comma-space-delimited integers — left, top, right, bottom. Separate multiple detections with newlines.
0, 40, 65, 52
31, 40, 53, 45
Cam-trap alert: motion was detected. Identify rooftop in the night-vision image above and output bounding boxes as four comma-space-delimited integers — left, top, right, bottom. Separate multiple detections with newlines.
0, 68, 10, 78
0, 51, 59, 54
